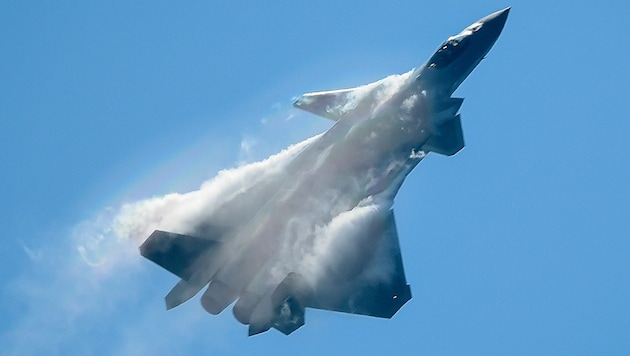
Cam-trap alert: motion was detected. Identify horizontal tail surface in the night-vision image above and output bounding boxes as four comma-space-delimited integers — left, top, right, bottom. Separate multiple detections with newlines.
140, 230, 219, 280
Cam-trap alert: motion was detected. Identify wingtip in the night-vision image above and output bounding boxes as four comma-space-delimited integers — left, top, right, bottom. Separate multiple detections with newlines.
248, 324, 270, 336
165, 296, 180, 310
293, 95, 308, 109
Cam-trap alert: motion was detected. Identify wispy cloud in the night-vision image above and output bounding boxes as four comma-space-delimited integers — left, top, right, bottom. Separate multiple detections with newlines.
2, 70, 417, 351
238, 135, 258, 164
0, 135, 319, 353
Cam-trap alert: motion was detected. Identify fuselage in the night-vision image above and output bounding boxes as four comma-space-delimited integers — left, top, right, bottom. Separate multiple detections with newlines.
199, 7, 511, 316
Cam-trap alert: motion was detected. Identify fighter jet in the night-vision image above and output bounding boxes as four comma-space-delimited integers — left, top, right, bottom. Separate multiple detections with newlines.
140, 8, 509, 336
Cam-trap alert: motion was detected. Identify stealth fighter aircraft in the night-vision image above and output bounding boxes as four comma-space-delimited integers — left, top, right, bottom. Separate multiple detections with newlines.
140, 8, 510, 336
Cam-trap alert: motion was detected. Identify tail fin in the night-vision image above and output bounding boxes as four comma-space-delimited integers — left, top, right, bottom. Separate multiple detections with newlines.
140, 230, 219, 280
422, 114, 465, 156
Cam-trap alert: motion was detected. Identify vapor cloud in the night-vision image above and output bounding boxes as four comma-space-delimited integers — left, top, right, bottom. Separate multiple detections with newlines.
1, 136, 318, 353
92, 71, 413, 258
3, 70, 417, 351
86, 71, 414, 323
106, 135, 319, 247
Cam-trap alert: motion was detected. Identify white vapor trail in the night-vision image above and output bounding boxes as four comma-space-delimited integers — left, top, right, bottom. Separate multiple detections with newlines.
1, 134, 322, 354
108, 134, 320, 248
82, 70, 414, 265
79, 69, 413, 312
3, 70, 416, 352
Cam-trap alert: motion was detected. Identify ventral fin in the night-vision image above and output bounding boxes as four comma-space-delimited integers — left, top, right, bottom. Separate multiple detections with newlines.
423, 114, 465, 156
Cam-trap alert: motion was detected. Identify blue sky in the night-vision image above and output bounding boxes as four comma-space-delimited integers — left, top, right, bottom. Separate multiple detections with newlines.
2, 1, 629, 354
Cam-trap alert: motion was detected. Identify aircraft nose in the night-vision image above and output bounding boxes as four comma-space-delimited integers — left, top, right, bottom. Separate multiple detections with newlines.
480, 7, 510, 32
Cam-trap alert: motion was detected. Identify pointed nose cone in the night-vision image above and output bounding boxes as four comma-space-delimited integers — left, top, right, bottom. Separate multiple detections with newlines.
480, 7, 510, 33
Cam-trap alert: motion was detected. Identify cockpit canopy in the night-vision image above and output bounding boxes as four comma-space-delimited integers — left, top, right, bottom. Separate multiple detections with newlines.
427, 21, 482, 69
427, 37, 469, 69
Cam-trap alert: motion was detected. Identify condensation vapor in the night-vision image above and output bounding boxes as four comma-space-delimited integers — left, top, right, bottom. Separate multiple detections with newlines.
76, 69, 416, 316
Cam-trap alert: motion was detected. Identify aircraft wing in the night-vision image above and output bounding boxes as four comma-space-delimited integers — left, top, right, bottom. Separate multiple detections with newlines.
306, 210, 412, 318
293, 87, 364, 121
141, 204, 412, 335
244, 209, 412, 336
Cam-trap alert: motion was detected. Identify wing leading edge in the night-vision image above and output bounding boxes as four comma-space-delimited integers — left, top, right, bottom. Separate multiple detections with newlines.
293, 87, 363, 121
